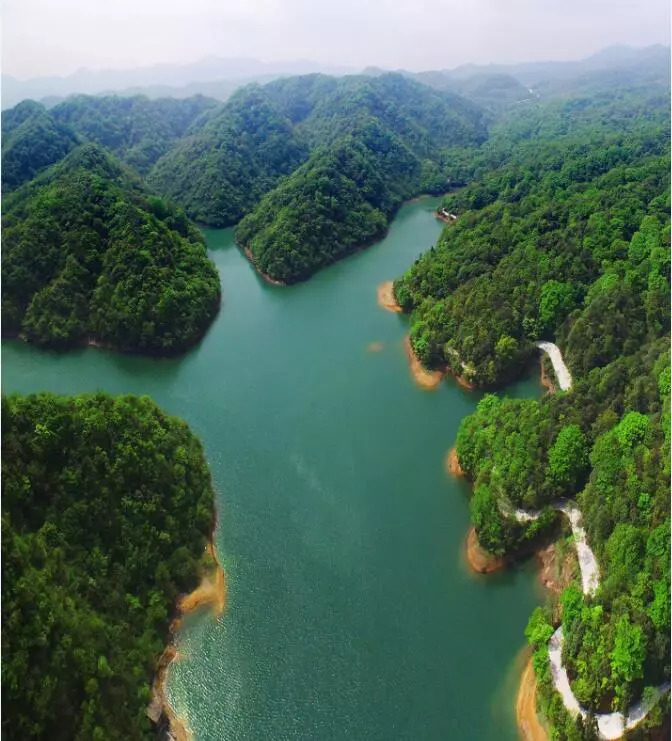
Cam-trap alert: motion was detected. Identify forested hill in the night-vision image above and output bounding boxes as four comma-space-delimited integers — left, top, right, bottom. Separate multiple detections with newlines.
232, 73, 486, 282
146, 86, 309, 226
392, 87, 671, 739
146, 73, 485, 233
2, 392, 216, 739
394, 89, 670, 388
1, 94, 218, 192
235, 119, 425, 283
49, 93, 218, 174
1, 99, 79, 191
2, 143, 220, 353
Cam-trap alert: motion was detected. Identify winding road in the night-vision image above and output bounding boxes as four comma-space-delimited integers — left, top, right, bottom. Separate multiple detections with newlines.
510, 344, 669, 739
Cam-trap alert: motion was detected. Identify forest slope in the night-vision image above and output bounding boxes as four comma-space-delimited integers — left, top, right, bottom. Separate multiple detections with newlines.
146, 86, 309, 226
2, 143, 220, 353
234, 73, 486, 282
50, 93, 218, 174
1, 100, 79, 191
410, 89, 672, 739
394, 90, 670, 388
2, 392, 216, 740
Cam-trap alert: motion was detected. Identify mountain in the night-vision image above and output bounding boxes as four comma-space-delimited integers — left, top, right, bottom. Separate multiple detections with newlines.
1, 100, 79, 192
146, 86, 310, 227
234, 73, 487, 282
49, 94, 218, 174
1, 94, 218, 191
2, 144, 220, 352
393, 89, 670, 388
362, 45, 670, 112
1, 56, 356, 109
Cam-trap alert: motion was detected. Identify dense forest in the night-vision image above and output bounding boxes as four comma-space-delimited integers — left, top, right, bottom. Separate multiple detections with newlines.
398, 88, 671, 739
2, 143, 220, 352
50, 94, 218, 174
1, 94, 217, 191
146, 86, 309, 226
394, 90, 670, 388
147, 72, 486, 239
1, 99, 79, 191
234, 74, 486, 281
2, 392, 216, 739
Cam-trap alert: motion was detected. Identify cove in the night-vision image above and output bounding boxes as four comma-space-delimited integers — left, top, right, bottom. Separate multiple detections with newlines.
2, 197, 542, 740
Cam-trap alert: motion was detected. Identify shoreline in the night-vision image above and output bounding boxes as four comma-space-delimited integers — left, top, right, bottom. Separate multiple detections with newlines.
242, 247, 286, 286
445, 362, 476, 391
517, 657, 549, 741
403, 336, 443, 390
465, 526, 506, 574
539, 359, 556, 395
435, 211, 457, 224
445, 446, 464, 477
152, 541, 227, 740
376, 281, 402, 313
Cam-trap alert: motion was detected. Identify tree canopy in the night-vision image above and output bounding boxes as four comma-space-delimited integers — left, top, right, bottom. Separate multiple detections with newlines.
2, 143, 220, 353
2, 392, 216, 740
439, 88, 670, 738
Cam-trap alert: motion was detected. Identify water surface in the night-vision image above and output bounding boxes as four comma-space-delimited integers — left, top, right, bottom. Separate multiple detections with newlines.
2, 197, 541, 740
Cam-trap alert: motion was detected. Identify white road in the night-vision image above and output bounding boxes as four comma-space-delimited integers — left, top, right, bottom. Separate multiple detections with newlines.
536, 341, 573, 391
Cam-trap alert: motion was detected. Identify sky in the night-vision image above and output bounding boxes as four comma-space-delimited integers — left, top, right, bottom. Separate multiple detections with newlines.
2, 0, 670, 79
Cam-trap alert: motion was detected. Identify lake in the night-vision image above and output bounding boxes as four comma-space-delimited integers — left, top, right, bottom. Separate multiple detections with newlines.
2, 196, 541, 740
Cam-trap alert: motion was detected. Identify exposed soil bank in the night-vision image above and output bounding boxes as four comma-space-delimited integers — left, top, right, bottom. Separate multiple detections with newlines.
152, 542, 227, 740
404, 336, 443, 390
445, 364, 476, 390
466, 527, 506, 574
536, 543, 576, 596
243, 248, 286, 286
377, 281, 402, 313
539, 360, 556, 395
517, 657, 549, 741
446, 446, 464, 476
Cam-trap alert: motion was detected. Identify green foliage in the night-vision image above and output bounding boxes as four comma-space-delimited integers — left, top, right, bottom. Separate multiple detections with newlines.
235, 120, 417, 282
1, 100, 79, 191
146, 86, 309, 226
50, 94, 218, 174
539, 280, 577, 336
2, 392, 215, 739
434, 87, 670, 733
615, 412, 650, 448
525, 607, 555, 647
2, 144, 220, 352
548, 425, 589, 494
393, 90, 670, 388
233, 73, 486, 281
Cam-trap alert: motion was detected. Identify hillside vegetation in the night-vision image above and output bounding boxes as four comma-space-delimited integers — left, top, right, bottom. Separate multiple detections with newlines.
234, 73, 486, 281
146, 86, 310, 226
1, 100, 79, 191
2, 392, 215, 740
394, 90, 670, 388
2, 144, 220, 353
50, 93, 218, 174
394, 88, 671, 739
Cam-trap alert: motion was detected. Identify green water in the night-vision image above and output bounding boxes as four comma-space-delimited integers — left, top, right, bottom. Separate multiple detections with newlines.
2, 197, 541, 740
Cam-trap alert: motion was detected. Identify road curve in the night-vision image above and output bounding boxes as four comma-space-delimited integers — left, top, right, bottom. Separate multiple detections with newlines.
535, 341, 572, 391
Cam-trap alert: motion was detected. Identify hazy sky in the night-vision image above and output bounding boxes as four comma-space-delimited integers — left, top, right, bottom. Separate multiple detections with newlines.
3, 0, 670, 79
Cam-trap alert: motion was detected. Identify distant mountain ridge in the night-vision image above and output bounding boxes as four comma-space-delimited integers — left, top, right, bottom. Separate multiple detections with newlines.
1, 57, 356, 110
4, 45, 668, 111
